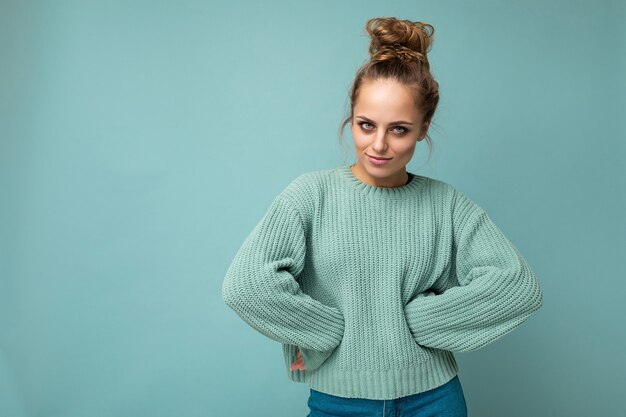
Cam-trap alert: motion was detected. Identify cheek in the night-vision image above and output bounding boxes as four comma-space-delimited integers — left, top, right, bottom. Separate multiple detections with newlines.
399, 142, 417, 157
350, 129, 367, 149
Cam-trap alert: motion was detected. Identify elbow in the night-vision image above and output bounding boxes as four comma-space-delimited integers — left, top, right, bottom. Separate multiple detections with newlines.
528, 278, 544, 313
222, 273, 247, 311
221, 259, 259, 312
498, 260, 543, 318
222, 270, 267, 314
518, 265, 544, 316
221, 279, 236, 309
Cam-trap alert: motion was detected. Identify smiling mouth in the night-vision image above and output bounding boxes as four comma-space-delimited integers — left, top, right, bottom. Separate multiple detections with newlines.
367, 154, 391, 160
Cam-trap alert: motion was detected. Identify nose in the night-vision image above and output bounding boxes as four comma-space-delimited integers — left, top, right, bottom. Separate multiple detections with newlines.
372, 130, 388, 153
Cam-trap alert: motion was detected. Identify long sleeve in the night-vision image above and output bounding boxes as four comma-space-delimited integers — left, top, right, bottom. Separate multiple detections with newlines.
222, 193, 345, 355
404, 195, 544, 352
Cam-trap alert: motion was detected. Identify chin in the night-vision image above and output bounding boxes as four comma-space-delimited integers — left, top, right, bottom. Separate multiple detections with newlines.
363, 164, 396, 179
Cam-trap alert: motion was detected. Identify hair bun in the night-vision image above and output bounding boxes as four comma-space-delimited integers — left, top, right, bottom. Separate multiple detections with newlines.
365, 17, 434, 65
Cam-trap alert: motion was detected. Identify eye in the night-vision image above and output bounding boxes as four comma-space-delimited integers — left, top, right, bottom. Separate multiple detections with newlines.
358, 121, 374, 131
392, 126, 409, 134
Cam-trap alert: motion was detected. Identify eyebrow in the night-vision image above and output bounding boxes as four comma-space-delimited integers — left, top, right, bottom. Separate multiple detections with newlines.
355, 115, 414, 125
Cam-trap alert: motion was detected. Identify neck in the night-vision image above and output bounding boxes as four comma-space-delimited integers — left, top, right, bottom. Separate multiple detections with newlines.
350, 163, 410, 188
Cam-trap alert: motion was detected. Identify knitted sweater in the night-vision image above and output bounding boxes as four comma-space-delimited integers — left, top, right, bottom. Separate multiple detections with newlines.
222, 164, 543, 400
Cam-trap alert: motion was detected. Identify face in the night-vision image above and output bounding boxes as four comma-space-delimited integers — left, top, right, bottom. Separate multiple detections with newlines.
349, 78, 429, 188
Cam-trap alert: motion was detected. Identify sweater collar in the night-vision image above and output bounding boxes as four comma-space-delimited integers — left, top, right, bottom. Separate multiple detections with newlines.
336, 164, 426, 199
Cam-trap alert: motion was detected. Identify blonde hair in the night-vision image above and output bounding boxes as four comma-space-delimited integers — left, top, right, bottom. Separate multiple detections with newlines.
339, 17, 440, 161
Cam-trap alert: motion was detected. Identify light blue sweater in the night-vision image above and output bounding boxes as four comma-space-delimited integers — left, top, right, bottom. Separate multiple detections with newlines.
222, 165, 543, 400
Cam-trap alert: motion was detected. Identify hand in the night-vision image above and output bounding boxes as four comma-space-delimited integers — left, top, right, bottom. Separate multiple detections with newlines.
290, 350, 305, 370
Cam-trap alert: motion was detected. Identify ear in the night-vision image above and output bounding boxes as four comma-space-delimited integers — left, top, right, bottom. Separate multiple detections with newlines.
417, 120, 430, 141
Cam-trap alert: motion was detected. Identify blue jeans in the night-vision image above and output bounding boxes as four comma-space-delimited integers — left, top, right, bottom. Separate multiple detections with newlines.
306, 375, 467, 417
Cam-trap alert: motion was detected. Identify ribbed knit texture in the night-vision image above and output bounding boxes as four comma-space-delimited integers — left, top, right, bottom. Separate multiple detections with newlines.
222, 165, 543, 400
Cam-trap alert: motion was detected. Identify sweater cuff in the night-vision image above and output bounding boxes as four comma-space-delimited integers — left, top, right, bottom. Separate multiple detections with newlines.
314, 306, 346, 350
404, 292, 436, 342
296, 308, 344, 371
299, 345, 339, 371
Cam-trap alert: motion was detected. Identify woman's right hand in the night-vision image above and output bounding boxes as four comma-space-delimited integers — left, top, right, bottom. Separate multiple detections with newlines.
290, 350, 305, 370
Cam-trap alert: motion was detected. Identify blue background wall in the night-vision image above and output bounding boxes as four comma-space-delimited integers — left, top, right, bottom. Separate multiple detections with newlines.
1, 0, 624, 416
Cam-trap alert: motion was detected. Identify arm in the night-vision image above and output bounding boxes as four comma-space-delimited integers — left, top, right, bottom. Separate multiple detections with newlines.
404, 194, 544, 352
222, 193, 345, 365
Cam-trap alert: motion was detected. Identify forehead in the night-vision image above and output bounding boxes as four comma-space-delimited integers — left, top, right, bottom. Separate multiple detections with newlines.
354, 79, 421, 120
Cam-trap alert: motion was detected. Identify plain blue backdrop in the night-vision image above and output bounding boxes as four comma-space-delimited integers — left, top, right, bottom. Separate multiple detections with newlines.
1, 0, 624, 416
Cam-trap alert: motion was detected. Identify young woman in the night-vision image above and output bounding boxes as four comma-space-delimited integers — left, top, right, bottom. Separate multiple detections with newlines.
222, 17, 543, 417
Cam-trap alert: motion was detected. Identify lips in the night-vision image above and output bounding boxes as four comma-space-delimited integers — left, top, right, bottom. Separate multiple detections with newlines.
367, 154, 392, 166
367, 154, 391, 160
